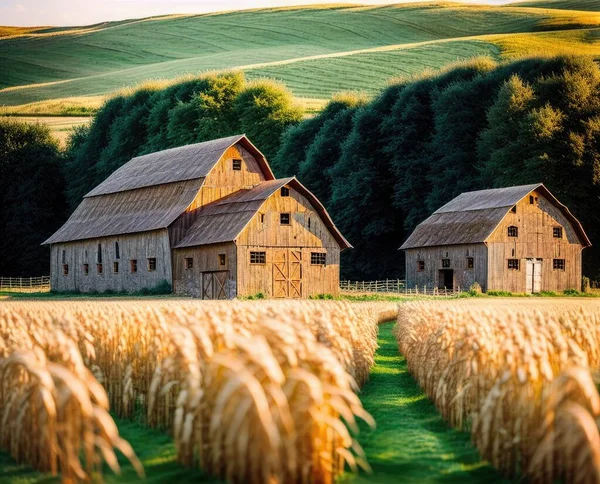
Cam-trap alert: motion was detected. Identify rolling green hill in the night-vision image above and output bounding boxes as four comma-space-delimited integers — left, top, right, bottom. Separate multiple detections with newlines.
2, 2, 600, 110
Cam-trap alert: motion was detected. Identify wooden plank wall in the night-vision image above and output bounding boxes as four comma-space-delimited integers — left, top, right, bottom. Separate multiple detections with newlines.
50, 229, 172, 292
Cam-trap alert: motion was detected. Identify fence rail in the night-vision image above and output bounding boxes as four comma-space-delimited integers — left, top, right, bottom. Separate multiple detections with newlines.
340, 279, 464, 297
0, 276, 50, 292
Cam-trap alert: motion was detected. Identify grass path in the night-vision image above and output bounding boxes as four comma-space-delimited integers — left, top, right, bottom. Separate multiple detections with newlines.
345, 322, 507, 483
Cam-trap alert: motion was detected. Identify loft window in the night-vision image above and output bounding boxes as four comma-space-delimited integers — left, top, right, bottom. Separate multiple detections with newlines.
147, 258, 157, 272
417, 260, 425, 272
250, 251, 266, 264
97, 263, 103, 274
553, 259, 565, 271
280, 213, 290, 225
311, 252, 326, 265
83, 263, 89, 276
442, 259, 450, 268
281, 187, 290, 197
232, 159, 242, 171
511, 205, 517, 213
130, 259, 138, 273
97, 243, 102, 264
507, 259, 520, 270
260, 213, 265, 223
553, 227, 563, 239
62, 264, 69, 276
185, 258, 193, 270
530, 195, 535, 204
507, 226, 518, 238
466, 257, 474, 269
219, 254, 226, 266
115, 241, 120, 259
62, 250, 66, 264
113, 262, 119, 273
308, 217, 311, 230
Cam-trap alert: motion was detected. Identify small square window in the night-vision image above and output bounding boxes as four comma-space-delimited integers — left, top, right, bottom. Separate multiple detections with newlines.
553, 259, 565, 271
232, 159, 242, 171
83, 263, 89, 276
148, 258, 156, 271
130, 259, 138, 273
219, 254, 226, 266
250, 251, 266, 264
311, 252, 326, 265
530, 195, 535, 204
442, 259, 450, 268
113, 262, 119, 273
62, 264, 69, 276
97, 263, 103, 274
508, 226, 518, 238
553, 227, 563, 239
507, 259, 520, 270
185, 257, 193, 270
466, 257, 474, 269
280, 213, 290, 225
417, 260, 425, 272
281, 187, 290, 197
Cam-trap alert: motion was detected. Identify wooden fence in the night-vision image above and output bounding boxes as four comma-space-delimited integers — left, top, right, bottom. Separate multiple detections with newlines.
340, 279, 464, 297
0, 276, 50, 292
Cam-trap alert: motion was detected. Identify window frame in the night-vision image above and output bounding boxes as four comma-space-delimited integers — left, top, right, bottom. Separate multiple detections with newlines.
97, 263, 103, 275
232, 158, 242, 171
219, 254, 226, 266
147, 258, 157, 272
441, 258, 450, 268
83, 263, 89, 276
280, 213, 290, 225
417, 260, 425, 272
507, 226, 519, 238
280, 186, 290, 197
130, 259, 138, 273
250, 251, 266, 265
113, 261, 119, 273
553, 226, 563, 239
507, 259, 520, 270
62, 264, 69, 276
185, 257, 194, 270
466, 257, 474, 270
553, 258, 566, 271
310, 252, 326, 266
115, 241, 120, 259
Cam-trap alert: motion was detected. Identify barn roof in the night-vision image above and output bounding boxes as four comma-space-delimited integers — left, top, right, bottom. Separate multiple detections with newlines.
86, 134, 273, 197
43, 179, 204, 244
175, 177, 352, 250
400, 183, 591, 249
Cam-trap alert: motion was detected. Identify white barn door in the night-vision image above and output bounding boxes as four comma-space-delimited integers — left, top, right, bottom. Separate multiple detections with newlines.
525, 259, 542, 294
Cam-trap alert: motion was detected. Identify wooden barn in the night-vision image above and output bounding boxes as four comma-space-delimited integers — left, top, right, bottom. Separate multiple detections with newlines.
43, 134, 351, 298
400, 184, 590, 293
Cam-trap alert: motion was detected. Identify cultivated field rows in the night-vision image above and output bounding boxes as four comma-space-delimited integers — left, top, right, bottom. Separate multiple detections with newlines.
0, 300, 397, 483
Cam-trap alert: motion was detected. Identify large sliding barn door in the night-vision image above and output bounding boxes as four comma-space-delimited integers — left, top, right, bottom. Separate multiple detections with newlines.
525, 259, 542, 294
273, 249, 303, 298
201, 271, 229, 300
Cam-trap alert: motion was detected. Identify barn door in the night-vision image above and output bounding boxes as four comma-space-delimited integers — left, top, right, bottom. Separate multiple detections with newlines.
201, 271, 229, 299
525, 259, 542, 294
272, 249, 303, 298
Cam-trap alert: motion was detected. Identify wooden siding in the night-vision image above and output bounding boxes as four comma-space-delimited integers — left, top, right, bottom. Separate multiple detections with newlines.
172, 243, 237, 298
486, 189, 583, 292
404, 244, 488, 291
50, 229, 172, 292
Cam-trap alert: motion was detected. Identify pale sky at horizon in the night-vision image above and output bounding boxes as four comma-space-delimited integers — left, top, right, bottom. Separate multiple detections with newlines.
1, 0, 519, 27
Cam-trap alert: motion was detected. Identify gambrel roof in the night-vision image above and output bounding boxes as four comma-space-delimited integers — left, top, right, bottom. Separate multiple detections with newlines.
400, 183, 590, 249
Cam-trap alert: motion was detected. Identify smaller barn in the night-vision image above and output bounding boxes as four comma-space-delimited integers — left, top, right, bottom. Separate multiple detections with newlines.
400, 184, 590, 293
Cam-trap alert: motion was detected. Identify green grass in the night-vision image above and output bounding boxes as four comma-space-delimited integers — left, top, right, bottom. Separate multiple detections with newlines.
2, 3, 600, 108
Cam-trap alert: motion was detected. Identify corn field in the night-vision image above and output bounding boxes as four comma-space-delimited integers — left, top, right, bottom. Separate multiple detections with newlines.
0, 299, 396, 482
396, 299, 600, 483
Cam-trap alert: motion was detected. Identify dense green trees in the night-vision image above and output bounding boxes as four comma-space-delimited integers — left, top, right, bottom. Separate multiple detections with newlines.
0, 120, 66, 276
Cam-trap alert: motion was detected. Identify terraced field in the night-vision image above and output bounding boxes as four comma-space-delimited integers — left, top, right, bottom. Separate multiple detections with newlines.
2, 2, 600, 111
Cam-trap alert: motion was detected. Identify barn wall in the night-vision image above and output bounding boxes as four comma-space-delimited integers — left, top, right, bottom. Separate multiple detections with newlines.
50, 229, 172, 293
172, 242, 237, 298
404, 244, 488, 291
487, 189, 583, 292
236, 186, 341, 297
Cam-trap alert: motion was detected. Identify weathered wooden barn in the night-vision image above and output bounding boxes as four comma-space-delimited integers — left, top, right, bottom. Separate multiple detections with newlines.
44, 134, 351, 298
400, 184, 590, 293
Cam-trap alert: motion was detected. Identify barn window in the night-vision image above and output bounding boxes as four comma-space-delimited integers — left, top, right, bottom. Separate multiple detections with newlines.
260, 213, 265, 224
507, 259, 520, 270
442, 259, 450, 268
512, 248, 515, 257
219, 254, 226, 266
130, 260, 138, 273
553, 259, 565, 271
147, 258, 157, 271
97, 263, 103, 274
308, 217, 311, 230
83, 263, 89, 276
62, 264, 69, 276
417, 260, 425, 272
511, 205, 517, 213
62, 250, 66, 264
281, 187, 290, 197
507, 226, 518, 238
466, 257, 474, 269
97, 244, 102, 264
115, 242, 120, 259
529, 195, 535, 204
113, 262, 119, 273
311, 252, 326, 265
553, 227, 563, 239
250, 251, 266, 264
280, 213, 290, 225
232, 159, 242, 171
185, 258, 193, 270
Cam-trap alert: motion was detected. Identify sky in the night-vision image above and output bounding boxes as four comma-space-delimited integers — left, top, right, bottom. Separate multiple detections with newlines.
1, 0, 519, 26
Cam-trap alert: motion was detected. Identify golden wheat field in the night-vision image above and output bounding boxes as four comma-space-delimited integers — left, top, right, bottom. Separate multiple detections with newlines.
396, 298, 600, 483
0, 299, 396, 483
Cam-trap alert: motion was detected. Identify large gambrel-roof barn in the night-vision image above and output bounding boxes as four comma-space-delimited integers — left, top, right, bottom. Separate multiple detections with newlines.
400, 184, 590, 293
44, 134, 351, 298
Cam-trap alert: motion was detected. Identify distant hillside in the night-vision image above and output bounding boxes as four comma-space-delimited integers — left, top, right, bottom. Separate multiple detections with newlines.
2, 2, 600, 110
512, 1, 600, 11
